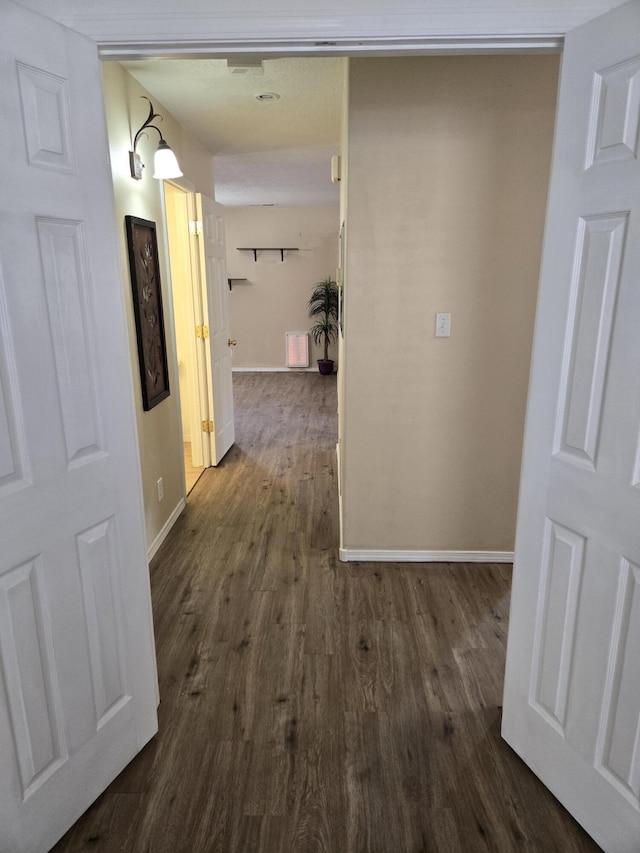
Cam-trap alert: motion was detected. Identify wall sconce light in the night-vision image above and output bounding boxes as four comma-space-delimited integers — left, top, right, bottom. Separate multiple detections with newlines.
129, 96, 183, 181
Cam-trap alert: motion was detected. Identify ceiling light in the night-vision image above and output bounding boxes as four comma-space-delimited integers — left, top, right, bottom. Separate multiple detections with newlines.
129, 96, 183, 181
255, 92, 280, 101
152, 140, 183, 180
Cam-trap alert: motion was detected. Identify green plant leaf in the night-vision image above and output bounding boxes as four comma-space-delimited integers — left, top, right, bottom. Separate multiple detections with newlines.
307, 276, 339, 360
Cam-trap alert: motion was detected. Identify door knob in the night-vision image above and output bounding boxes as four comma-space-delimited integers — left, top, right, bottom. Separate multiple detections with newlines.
228, 338, 237, 347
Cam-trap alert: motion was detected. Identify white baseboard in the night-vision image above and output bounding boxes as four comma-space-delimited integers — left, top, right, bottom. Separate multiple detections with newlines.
338, 548, 514, 563
147, 497, 186, 562
233, 366, 326, 373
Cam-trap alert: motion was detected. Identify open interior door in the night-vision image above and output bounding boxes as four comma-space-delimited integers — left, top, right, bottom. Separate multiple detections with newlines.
503, 2, 640, 851
163, 181, 208, 469
0, 1, 158, 850
196, 194, 235, 465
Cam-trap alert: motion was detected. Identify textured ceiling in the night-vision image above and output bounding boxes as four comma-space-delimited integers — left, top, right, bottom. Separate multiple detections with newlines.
121, 57, 345, 207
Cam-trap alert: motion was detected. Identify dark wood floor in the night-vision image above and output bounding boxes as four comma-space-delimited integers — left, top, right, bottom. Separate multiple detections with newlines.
53, 372, 602, 853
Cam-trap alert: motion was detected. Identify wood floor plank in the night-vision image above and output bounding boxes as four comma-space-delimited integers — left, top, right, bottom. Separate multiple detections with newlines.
307, 548, 341, 639
51, 372, 602, 853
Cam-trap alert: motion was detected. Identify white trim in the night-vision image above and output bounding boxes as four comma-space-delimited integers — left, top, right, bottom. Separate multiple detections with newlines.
98, 35, 563, 60
47, 6, 607, 56
147, 497, 186, 562
338, 548, 514, 563
233, 366, 320, 372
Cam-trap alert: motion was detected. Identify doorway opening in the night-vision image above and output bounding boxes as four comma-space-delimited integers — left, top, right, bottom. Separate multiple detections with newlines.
163, 179, 209, 493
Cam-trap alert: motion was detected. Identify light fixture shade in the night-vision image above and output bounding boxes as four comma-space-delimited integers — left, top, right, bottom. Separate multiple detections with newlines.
153, 140, 183, 180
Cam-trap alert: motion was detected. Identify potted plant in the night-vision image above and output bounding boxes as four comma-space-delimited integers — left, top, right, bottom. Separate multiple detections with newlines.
308, 276, 338, 375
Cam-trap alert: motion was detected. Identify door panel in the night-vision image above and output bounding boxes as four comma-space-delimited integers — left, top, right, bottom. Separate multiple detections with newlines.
502, 2, 640, 851
197, 194, 235, 465
163, 183, 209, 469
0, 2, 158, 850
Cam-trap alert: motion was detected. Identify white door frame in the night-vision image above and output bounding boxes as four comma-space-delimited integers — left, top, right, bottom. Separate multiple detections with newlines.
196, 195, 235, 466
34, 0, 588, 59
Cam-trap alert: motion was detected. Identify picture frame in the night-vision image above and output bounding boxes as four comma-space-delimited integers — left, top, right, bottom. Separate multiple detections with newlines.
125, 216, 170, 411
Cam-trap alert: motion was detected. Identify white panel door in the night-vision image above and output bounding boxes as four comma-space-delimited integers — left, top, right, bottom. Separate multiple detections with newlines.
0, 2, 158, 851
196, 194, 235, 465
502, 2, 640, 851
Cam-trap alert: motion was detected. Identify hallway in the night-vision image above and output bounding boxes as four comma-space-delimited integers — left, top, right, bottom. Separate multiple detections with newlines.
52, 372, 600, 852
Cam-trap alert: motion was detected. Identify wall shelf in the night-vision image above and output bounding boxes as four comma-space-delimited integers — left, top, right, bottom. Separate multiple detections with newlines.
227, 278, 248, 291
237, 247, 299, 262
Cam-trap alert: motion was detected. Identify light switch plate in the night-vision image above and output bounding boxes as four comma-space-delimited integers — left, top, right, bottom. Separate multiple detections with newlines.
435, 313, 451, 337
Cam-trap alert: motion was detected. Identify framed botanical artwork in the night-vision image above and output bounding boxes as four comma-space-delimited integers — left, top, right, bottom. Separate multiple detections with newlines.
125, 216, 170, 411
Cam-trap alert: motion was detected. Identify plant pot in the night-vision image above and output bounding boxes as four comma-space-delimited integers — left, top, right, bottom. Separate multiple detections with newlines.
317, 359, 334, 375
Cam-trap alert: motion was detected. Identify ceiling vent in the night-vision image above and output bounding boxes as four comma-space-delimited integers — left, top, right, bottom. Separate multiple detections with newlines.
226, 59, 264, 76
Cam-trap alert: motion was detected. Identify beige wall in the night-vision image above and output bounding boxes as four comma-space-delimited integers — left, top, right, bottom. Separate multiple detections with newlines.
342, 54, 559, 553
164, 185, 195, 443
101, 61, 216, 551
224, 206, 340, 369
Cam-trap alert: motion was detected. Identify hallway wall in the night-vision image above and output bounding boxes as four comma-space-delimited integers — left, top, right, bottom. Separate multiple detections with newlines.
341, 54, 560, 555
102, 61, 216, 554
